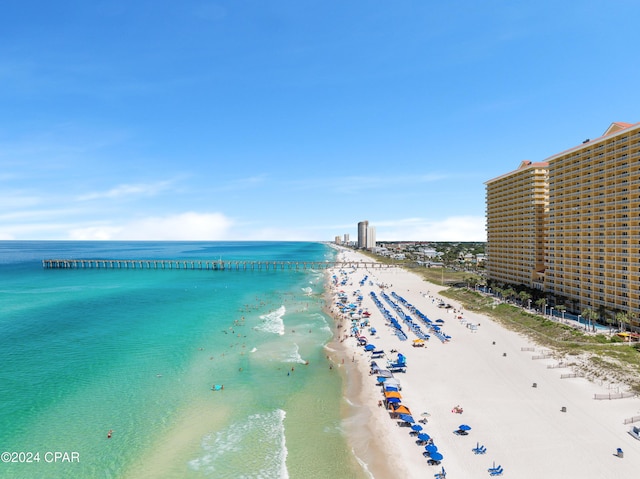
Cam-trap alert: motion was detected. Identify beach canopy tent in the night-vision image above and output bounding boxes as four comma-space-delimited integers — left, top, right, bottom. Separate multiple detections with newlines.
383, 378, 401, 388
386, 397, 401, 404
384, 386, 398, 392
384, 391, 402, 399
376, 370, 393, 378
393, 405, 412, 415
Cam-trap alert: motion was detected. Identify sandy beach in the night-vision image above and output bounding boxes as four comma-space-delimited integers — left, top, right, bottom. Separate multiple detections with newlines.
326, 247, 640, 479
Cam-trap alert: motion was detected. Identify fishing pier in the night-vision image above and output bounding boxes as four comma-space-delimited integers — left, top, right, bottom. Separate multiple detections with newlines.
42, 259, 396, 271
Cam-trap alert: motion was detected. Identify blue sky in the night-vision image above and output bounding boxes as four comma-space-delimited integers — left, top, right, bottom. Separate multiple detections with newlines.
2, 1, 640, 242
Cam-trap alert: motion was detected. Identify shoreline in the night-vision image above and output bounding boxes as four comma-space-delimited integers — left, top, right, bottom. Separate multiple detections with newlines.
324, 246, 640, 478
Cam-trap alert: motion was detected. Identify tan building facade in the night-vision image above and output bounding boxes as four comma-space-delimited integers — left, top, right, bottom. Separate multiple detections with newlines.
486, 121, 640, 326
485, 161, 549, 290
546, 122, 640, 318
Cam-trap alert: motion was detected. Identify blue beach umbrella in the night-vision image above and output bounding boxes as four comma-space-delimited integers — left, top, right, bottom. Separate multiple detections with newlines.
399, 414, 415, 423
386, 397, 401, 404
430, 452, 444, 461
424, 444, 438, 453
417, 433, 430, 441
364, 344, 376, 351
411, 424, 423, 432
459, 424, 471, 431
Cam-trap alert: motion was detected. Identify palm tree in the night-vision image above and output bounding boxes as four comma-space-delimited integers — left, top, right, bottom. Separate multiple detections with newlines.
535, 298, 547, 314
582, 308, 598, 332
615, 312, 630, 334
503, 288, 515, 302
519, 291, 532, 308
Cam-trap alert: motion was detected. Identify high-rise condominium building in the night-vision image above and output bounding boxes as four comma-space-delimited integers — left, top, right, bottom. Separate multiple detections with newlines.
357, 221, 369, 249
485, 161, 549, 290
486, 121, 640, 323
366, 226, 376, 250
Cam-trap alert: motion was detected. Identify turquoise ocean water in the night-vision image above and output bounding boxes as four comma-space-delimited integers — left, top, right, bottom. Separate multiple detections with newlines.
0, 242, 366, 479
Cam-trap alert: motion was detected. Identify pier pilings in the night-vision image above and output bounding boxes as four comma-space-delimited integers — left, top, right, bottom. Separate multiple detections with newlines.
42, 259, 394, 271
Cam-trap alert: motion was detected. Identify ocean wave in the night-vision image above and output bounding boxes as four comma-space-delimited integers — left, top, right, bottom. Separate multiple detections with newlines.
283, 344, 307, 364
257, 305, 286, 335
188, 409, 289, 479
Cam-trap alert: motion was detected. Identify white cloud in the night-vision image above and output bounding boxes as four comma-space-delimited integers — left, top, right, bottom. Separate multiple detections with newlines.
373, 215, 486, 241
77, 180, 175, 201
68, 212, 233, 240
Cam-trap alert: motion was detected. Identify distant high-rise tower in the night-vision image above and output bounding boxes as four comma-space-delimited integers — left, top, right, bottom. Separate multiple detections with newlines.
344, 233, 350, 245
357, 221, 369, 249
367, 226, 376, 249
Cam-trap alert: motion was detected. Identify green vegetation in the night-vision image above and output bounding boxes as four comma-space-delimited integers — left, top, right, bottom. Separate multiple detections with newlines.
440, 287, 640, 393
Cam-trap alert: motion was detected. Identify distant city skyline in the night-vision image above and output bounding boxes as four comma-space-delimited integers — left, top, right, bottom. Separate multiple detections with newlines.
2, 2, 640, 241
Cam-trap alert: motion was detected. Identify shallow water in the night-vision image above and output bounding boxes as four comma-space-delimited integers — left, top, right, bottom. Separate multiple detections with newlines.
0, 241, 366, 479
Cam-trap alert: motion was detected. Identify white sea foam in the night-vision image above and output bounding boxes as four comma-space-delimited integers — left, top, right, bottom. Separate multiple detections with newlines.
188, 409, 289, 479
257, 305, 286, 335
301, 287, 313, 296
283, 343, 307, 364
343, 397, 356, 407
250, 347, 257, 353
352, 448, 375, 479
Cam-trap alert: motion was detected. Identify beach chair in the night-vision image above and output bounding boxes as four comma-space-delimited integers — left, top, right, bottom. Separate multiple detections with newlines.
434, 467, 446, 478
489, 466, 503, 476
472, 443, 487, 454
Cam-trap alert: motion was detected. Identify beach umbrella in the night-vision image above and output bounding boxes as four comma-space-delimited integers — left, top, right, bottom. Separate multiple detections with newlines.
364, 344, 375, 351
386, 397, 401, 404
435, 319, 445, 323
417, 433, 430, 441
459, 424, 471, 431
424, 444, 438, 453
430, 452, 444, 461
399, 414, 415, 423
384, 386, 398, 392
411, 424, 423, 432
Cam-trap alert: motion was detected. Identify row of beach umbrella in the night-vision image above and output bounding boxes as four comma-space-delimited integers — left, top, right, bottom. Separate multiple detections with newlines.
391, 292, 452, 343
